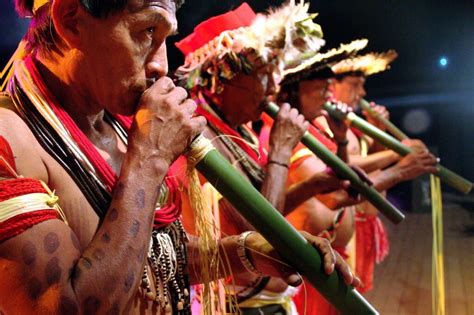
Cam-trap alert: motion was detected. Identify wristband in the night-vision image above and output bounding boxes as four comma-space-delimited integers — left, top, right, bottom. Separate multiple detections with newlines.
237, 231, 264, 276
268, 160, 289, 168
336, 139, 349, 146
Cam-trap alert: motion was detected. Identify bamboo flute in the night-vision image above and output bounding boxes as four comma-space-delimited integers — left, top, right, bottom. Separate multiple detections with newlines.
359, 99, 409, 140
324, 102, 473, 194
188, 135, 379, 314
265, 102, 405, 224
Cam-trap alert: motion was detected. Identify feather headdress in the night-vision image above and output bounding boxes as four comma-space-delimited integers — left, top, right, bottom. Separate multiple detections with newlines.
331, 50, 398, 77
175, 0, 325, 94
280, 38, 369, 85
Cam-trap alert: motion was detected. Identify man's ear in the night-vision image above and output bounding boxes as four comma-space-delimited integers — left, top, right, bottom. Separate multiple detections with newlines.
50, 0, 83, 49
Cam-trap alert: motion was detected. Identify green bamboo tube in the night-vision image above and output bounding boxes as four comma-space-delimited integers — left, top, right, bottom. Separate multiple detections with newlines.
265, 102, 405, 224
324, 102, 473, 194
359, 99, 409, 140
189, 136, 378, 314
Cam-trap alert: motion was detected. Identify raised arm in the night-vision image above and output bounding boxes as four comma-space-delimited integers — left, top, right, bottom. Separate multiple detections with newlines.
261, 103, 308, 211
318, 150, 438, 209
210, 104, 308, 234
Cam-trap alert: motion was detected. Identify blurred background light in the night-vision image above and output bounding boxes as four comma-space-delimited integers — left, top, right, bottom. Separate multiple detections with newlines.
402, 108, 432, 134
439, 57, 448, 68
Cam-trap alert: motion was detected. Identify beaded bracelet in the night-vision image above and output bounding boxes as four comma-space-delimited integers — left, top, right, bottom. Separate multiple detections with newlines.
237, 231, 264, 276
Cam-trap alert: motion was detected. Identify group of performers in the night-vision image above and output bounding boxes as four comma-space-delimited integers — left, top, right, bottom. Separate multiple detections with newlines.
0, 0, 439, 314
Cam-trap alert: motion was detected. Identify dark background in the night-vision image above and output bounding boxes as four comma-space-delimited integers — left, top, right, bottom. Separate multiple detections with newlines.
1, 0, 473, 200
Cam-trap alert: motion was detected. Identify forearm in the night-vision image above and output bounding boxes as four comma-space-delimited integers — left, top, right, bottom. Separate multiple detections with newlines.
284, 171, 337, 214
261, 163, 289, 212
71, 154, 168, 309
336, 142, 349, 162
261, 148, 292, 212
369, 166, 403, 192
370, 140, 388, 154
317, 190, 357, 209
349, 150, 400, 173
317, 166, 404, 209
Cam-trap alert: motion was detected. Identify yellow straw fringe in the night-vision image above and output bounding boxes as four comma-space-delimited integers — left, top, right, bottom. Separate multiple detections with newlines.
1, 40, 28, 92
187, 135, 235, 314
187, 167, 225, 314
430, 175, 445, 315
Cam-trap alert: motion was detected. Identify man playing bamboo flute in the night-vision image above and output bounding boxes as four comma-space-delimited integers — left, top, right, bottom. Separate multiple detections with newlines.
0, 0, 356, 314
328, 51, 436, 294
262, 41, 373, 315
174, 2, 359, 314
262, 45, 438, 314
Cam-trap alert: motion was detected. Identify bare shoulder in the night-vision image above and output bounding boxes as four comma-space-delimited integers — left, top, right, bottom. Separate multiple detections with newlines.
0, 107, 49, 182
0, 106, 100, 245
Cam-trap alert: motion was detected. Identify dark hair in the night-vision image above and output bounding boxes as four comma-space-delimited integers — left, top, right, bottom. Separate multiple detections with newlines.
277, 82, 301, 109
15, 0, 184, 53
277, 66, 334, 109
333, 70, 365, 81
81, 0, 185, 18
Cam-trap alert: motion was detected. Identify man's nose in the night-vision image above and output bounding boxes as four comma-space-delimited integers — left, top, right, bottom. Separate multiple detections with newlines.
265, 74, 277, 96
145, 44, 168, 80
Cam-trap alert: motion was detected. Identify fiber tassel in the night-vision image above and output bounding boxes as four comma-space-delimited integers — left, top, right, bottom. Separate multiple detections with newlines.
186, 166, 224, 314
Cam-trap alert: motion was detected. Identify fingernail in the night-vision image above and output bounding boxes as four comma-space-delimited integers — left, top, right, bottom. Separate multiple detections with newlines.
346, 272, 354, 284
325, 263, 334, 274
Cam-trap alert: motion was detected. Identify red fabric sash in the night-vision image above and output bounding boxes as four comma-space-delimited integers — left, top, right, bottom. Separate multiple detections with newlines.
196, 106, 267, 166
355, 211, 389, 293
23, 57, 181, 229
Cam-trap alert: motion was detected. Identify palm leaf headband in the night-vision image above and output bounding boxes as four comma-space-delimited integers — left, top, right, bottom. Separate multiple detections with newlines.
280, 39, 369, 86
331, 50, 398, 77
